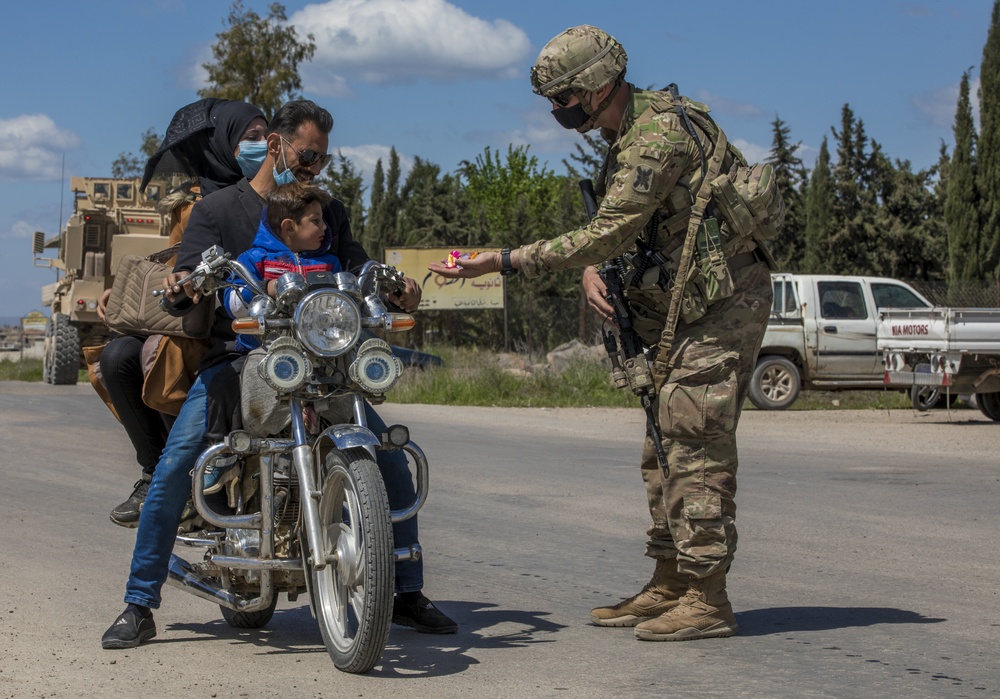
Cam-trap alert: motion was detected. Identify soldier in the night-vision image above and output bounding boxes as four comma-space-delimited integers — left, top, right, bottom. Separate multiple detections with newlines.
430, 25, 773, 641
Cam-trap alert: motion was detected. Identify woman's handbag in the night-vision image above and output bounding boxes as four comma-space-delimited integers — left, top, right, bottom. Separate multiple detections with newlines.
104, 244, 214, 339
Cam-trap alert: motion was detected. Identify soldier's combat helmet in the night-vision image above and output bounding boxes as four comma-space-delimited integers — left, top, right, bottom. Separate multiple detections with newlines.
530, 25, 627, 132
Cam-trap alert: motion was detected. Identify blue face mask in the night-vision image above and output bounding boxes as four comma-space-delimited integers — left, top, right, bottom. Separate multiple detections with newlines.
272, 145, 297, 186
235, 140, 267, 177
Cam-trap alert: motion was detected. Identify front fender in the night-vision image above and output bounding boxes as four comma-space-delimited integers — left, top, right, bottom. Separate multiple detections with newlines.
313, 424, 380, 452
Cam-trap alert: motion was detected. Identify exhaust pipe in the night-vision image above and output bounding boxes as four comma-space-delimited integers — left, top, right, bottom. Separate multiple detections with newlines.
166, 554, 273, 612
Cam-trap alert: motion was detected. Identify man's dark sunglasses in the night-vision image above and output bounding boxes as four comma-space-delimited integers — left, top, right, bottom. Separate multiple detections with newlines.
551, 90, 574, 107
280, 135, 333, 169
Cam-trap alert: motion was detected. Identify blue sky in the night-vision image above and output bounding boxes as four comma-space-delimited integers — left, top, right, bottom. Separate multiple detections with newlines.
0, 0, 993, 318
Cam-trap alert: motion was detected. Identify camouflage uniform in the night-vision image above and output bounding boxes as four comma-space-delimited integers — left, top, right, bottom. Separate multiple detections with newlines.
519, 37, 772, 584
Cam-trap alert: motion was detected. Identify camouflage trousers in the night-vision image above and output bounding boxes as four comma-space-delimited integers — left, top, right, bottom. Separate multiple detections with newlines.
641, 260, 771, 579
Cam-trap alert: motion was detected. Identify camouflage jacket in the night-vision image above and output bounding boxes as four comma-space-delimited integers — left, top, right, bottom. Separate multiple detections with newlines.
514, 86, 745, 280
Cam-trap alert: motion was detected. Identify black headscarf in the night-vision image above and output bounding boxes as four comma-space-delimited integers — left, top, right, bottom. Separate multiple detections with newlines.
140, 98, 266, 194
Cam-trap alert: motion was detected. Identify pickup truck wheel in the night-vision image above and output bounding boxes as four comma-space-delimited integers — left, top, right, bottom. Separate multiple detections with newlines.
911, 385, 942, 411
749, 356, 801, 410
975, 392, 1000, 421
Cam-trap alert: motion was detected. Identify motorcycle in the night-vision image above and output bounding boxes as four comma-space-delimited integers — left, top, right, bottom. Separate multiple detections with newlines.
160, 245, 428, 674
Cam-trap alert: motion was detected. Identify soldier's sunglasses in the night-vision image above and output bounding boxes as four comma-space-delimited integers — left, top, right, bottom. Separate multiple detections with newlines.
280, 135, 333, 169
550, 90, 575, 107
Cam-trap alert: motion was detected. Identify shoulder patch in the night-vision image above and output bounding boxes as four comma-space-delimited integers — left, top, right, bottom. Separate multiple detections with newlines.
633, 165, 654, 194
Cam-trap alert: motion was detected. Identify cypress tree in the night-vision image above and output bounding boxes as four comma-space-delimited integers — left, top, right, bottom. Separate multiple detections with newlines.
803, 137, 834, 273
978, 0, 1000, 279
766, 115, 808, 271
947, 69, 981, 282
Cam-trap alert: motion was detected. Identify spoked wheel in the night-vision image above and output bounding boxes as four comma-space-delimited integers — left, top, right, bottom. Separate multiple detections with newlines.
307, 447, 393, 674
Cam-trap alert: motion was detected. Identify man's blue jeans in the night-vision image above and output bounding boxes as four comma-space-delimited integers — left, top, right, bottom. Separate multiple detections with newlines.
123, 364, 423, 609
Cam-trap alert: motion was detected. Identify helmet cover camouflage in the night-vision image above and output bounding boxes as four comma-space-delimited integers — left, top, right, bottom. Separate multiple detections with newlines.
530, 25, 628, 98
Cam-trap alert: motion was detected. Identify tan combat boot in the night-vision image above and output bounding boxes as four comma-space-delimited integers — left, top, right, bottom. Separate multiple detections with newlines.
590, 558, 688, 627
633, 568, 738, 641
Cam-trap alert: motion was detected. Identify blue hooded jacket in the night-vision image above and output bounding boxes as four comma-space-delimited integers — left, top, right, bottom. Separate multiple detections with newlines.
223, 213, 342, 352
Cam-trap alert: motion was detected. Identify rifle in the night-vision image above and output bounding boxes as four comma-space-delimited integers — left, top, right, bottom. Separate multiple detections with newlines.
579, 179, 668, 473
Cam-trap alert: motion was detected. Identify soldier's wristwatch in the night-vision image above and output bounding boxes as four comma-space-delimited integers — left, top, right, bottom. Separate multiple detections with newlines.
500, 248, 515, 276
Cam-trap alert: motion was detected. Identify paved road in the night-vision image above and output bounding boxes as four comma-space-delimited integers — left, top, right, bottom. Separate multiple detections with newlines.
1, 382, 998, 698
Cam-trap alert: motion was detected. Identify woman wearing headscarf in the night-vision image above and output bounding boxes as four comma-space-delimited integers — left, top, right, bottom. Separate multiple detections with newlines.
95, 98, 267, 527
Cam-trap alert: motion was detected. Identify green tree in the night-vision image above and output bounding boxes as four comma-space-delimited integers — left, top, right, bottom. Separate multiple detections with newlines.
398, 157, 466, 247
198, 1, 316, 120
562, 132, 607, 182
803, 137, 834, 273
980, 0, 1000, 279
319, 151, 366, 238
111, 127, 161, 178
765, 115, 808, 270
947, 69, 981, 282
458, 145, 587, 350
871, 152, 946, 280
365, 148, 402, 260
826, 104, 880, 275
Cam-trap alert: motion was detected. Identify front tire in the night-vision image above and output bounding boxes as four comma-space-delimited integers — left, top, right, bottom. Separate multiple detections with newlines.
748, 355, 801, 410
43, 313, 80, 385
308, 448, 393, 674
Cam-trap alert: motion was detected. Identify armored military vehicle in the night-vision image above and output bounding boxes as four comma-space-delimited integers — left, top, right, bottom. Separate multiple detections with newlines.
32, 176, 173, 384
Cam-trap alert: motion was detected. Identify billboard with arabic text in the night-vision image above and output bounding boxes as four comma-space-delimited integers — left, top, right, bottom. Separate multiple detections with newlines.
385, 247, 504, 311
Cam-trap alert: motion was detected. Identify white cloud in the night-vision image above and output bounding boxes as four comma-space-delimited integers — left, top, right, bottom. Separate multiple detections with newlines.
1, 220, 35, 241
336, 144, 414, 182
733, 138, 770, 165
913, 76, 981, 130
0, 115, 81, 182
463, 102, 579, 165
693, 90, 765, 120
291, 0, 532, 95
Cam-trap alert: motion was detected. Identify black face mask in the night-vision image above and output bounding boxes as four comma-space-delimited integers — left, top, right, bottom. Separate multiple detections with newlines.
551, 103, 590, 130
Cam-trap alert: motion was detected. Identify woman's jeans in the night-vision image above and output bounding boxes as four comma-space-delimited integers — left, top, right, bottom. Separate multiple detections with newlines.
123, 362, 423, 608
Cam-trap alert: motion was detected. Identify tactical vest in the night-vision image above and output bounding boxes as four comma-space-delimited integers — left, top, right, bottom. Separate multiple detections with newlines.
598, 89, 771, 344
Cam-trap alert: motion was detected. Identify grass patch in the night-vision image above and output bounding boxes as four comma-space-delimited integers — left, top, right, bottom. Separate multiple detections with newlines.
0, 357, 45, 382
757, 389, 912, 411
0, 349, 948, 413
390, 345, 635, 408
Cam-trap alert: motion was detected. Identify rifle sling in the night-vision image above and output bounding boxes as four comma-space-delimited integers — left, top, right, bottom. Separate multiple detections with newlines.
651, 104, 729, 382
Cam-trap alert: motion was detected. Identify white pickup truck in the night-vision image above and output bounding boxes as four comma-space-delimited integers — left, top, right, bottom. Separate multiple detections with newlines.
878, 306, 1000, 420
749, 273, 931, 409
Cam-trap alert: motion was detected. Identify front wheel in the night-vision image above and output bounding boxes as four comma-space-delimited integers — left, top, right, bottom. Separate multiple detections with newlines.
748, 355, 801, 410
307, 447, 393, 674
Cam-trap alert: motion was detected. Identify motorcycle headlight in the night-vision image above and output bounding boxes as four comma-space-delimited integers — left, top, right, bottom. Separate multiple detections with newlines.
348, 338, 403, 394
293, 289, 361, 357
258, 337, 312, 393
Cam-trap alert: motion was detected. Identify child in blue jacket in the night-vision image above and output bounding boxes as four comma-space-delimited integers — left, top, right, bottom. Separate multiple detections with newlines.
223, 181, 342, 352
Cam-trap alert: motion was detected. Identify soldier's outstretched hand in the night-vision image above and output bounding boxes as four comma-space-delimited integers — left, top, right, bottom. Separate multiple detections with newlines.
428, 251, 501, 279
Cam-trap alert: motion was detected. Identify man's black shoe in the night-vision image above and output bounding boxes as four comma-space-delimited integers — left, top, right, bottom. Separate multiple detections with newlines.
392, 594, 457, 634
101, 608, 156, 649
110, 477, 152, 528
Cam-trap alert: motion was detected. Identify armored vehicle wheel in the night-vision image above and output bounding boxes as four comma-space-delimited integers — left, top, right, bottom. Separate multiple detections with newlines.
976, 391, 1000, 421
43, 313, 80, 385
748, 355, 801, 410
220, 593, 278, 629
308, 447, 393, 674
